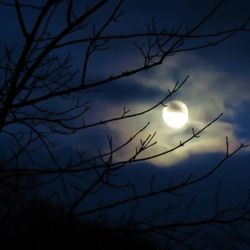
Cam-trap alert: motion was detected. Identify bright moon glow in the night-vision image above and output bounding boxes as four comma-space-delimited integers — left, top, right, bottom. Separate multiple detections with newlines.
162, 101, 189, 129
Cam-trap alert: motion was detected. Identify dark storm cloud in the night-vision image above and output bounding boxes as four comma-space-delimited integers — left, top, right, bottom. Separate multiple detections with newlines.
87, 79, 163, 105
87, 151, 250, 222
166, 101, 187, 113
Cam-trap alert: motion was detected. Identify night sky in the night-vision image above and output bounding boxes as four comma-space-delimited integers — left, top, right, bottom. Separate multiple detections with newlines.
65, 1, 250, 184
1, 0, 250, 248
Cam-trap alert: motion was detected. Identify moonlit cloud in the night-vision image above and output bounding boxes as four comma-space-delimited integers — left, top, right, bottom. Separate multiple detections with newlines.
103, 53, 250, 167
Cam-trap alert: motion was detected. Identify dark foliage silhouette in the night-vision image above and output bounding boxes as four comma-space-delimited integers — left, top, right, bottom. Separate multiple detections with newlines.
0, 198, 157, 250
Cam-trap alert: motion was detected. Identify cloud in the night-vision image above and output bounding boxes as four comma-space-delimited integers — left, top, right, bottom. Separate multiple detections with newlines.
101, 53, 250, 167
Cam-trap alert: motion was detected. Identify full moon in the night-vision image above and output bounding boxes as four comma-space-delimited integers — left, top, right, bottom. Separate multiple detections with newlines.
162, 101, 189, 129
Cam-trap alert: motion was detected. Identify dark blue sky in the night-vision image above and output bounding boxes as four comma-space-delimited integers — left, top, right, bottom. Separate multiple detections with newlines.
63, 0, 250, 219
1, 1, 250, 236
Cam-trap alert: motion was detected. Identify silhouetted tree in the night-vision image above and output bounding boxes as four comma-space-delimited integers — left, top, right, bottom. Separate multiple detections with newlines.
0, 198, 157, 250
0, 0, 249, 248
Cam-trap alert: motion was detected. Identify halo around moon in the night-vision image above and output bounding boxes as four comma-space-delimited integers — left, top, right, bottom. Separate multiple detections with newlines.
162, 101, 189, 129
